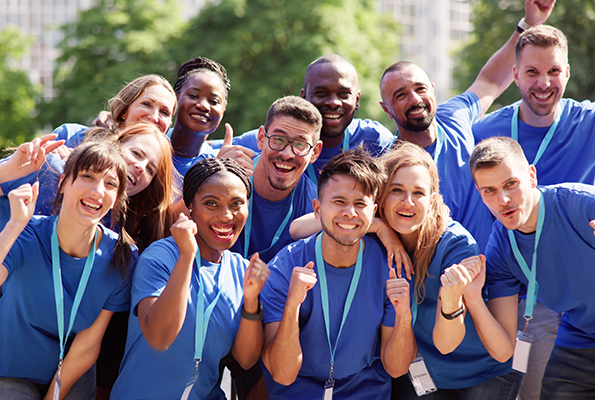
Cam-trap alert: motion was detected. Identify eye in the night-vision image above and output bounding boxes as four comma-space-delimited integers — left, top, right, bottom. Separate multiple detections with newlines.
391, 187, 403, 193
160, 109, 171, 117
209, 98, 220, 105
484, 188, 495, 194
132, 150, 141, 158
107, 181, 118, 189
205, 200, 217, 207
232, 200, 245, 208
505, 181, 518, 188
188, 93, 198, 99
147, 166, 155, 176
141, 101, 151, 107
414, 190, 425, 196
395, 93, 405, 100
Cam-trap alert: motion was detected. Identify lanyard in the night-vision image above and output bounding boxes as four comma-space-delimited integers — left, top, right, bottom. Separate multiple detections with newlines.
315, 234, 363, 378
51, 217, 97, 361
306, 124, 352, 183
244, 156, 295, 258
390, 124, 444, 165
511, 103, 561, 167
507, 189, 545, 326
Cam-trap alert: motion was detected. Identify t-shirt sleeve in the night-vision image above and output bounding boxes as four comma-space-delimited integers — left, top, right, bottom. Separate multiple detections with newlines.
130, 239, 178, 315
3, 223, 35, 274
103, 250, 138, 312
261, 249, 293, 324
437, 92, 481, 141
485, 224, 522, 299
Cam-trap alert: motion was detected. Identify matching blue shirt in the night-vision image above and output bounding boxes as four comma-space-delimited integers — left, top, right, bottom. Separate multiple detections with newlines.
111, 236, 248, 400
485, 184, 595, 349
0, 215, 133, 384
261, 234, 395, 399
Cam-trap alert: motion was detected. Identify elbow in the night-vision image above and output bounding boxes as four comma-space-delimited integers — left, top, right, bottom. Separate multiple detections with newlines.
145, 336, 174, 352
272, 371, 299, 386
490, 348, 514, 364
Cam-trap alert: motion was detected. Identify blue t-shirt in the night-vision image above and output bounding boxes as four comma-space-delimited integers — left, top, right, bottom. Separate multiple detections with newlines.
0, 215, 133, 384
111, 237, 248, 400
473, 99, 595, 186
260, 234, 395, 399
413, 220, 511, 389
210, 118, 394, 179
425, 92, 494, 251
166, 128, 218, 177
229, 173, 317, 263
485, 184, 595, 349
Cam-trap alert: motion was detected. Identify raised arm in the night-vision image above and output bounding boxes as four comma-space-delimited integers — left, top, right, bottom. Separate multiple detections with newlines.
0, 182, 39, 286
262, 261, 317, 386
44, 309, 114, 400
231, 252, 270, 369
467, 0, 555, 115
137, 213, 197, 351
381, 268, 417, 377
462, 255, 518, 362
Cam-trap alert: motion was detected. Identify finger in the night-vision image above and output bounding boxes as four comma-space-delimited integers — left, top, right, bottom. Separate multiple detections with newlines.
304, 261, 314, 270
31, 181, 39, 205
44, 140, 66, 155
223, 123, 233, 146
389, 267, 397, 280
39, 133, 59, 145
402, 250, 413, 280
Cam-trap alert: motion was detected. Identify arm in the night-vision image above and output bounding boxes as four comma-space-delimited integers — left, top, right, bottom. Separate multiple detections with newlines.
0, 182, 39, 286
432, 256, 480, 354
289, 212, 320, 240
369, 217, 413, 280
137, 213, 198, 351
44, 309, 114, 400
231, 253, 270, 369
381, 268, 417, 377
217, 123, 255, 176
462, 255, 518, 362
262, 261, 317, 386
467, 0, 555, 115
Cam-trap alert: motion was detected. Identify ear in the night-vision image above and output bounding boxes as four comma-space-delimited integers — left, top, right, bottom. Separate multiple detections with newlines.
300, 88, 307, 99
313, 198, 321, 220
529, 164, 538, 188
430, 191, 437, 208
566, 63, 571, 79
372, 203, 378, 215
379, 101, 393, 121
513, 65, 520, 87
355, 90, 361, 111
309, 141, 323, 164
58, 174, 66, 194
256, 126, 266, 151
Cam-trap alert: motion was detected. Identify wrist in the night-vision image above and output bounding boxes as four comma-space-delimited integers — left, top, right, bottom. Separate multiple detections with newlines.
517, 17, 533, 34
441, 303, 465, 320
440, 296, 463, 315
241, 301, 263, 321
243, 296, 259, 314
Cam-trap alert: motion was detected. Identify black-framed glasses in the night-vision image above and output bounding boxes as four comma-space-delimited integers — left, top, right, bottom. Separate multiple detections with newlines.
264, 132, 314, 156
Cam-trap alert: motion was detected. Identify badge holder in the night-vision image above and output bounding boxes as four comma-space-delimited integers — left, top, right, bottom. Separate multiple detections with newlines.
512, 316, 533, 373
408, 353, 437, 396
322, 365, 335, 400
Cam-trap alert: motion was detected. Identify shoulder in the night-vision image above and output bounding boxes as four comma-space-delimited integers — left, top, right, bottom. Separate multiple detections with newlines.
438, 92, 479, 113
295, 174, 318, 198
52, 123, 88, 142
269, 234, 316, 269
223, 249, 250, 271
434, 220, 480, 263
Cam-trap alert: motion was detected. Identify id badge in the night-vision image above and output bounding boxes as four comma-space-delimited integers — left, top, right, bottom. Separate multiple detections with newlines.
180, 370, 199, 400
323, 379, 334, 400
408, 353, 437, 396
52, 375, 62, 400
512, 330, 533, 373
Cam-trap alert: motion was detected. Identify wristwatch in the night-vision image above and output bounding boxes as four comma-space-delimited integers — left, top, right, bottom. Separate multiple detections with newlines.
516, 17, 533, 34
441, 303, 465, 320
241, 301, 263, 321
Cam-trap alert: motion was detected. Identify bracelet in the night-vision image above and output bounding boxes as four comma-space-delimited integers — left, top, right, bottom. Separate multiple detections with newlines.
441, 303, 465, 320
241, 301, 263, 321
516, 17, 532, 34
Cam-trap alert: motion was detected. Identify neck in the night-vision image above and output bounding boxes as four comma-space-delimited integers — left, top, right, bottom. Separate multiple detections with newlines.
321, 132, 344, 149
320, 233, 361, 268
399, 231, 419, 252
197, 241, 223, 264
170, 121, 207, 158
397, 120, 438, 149
518, 102, 558, 128
56, 216, 98, 258
518, 187, 542, 234
252, 163, 294, 202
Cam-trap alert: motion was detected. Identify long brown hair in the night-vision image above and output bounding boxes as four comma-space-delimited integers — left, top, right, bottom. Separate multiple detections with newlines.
378, 140, 450, 302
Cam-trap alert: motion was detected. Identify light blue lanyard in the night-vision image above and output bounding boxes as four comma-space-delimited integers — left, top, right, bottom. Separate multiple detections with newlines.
315, 234, 363, 373
511, 104, 561, 167
507, 189, 545, 321
51, 217, 97, 362
244, 156, 295, 258
390, 124, 444, 165
306, 125, 351, 183
411, 291, 418, 327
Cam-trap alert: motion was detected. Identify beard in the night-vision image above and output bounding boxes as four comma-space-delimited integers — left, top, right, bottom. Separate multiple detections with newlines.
399, 103, 436, 132
519, 86, 561, 117
320, 217, 362, 247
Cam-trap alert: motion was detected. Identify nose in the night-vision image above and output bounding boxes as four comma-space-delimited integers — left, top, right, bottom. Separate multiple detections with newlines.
324, 93, 341, 108
135, 159, 148, 175
536, 74, 551, 89
279, 141, 294, 158
410, 91, 423, 105
147, 107, 160, 123
403, 192, 414, 207
196, 97, 209, 112
91, 180, 106, 198
341, 203, 357, 218
218, 206, 233, 221
498, 190, 511, 205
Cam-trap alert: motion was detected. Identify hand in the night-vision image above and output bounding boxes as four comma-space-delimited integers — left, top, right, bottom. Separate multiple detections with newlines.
8, 134, 65, 179
463, 255, 486, 303
386, 268, 412, 317
286, 261, 317, 309
91, 110, 114, 129
243, 252, 270, 304
217, 123, 255, 176
440, 259, 478, 313
170, 213, 198, 256
8, 182, 39, 227
51, 144, 73, 160
371, 217, 413, 279
524, 0, 556, 26
590, 220, 595, 236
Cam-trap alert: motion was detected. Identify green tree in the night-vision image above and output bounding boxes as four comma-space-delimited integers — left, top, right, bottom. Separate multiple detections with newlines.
455, 0, 595, 111
40, 0, 183, 128
0, 27, 39, 148
171, 0, 399, 138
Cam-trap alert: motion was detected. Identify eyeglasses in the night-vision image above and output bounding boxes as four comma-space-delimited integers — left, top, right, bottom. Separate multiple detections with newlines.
264, 132, 314, 156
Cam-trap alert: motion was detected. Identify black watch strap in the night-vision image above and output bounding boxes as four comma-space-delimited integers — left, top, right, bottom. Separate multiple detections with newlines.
441, 303, 465, 320
241, 301, 263, 321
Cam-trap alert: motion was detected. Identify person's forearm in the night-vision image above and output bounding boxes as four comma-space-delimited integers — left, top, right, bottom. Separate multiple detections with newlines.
140, 252, 194, 351
262, 305, 303, 386
381, 315, 417, 378
289, 212, 320, 240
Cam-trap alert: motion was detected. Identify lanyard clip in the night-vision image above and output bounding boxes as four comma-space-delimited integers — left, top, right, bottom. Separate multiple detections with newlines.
192, 359, 201, 377
523, 315, 532, 335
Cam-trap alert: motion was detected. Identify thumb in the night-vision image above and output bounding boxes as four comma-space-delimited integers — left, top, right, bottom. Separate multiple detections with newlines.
248, 252, 260, 269
304, 261, 315, 270
389, 267, 397, 279
223, 123, 233, 146
479, 254, 486, 267
31, 181, 39, 205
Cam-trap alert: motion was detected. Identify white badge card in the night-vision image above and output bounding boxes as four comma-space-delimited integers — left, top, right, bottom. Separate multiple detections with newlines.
323, 379, 334, 400
52, 376, 62, 400
512, 330, 533, 373
180, 372, 198, 400
408, 353, 437, 396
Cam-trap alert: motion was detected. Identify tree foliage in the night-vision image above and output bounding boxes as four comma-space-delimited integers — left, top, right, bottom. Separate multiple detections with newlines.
0, 27, 39, 147
170, 0, 399, 138
455, 0, 595, 111
40, 0, 183, 128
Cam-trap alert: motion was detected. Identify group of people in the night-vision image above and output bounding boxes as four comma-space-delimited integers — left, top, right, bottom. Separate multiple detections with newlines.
1, 0, 595, 399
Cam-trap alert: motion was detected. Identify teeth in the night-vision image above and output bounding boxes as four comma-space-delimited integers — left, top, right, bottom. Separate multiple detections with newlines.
212, 226, 233, 234
275, 163, 293, 171
127, 173, 136, 185
337, 223, 356, 230
323, 113, 341, 119
534, 92, 551, 100
82, 200, 101, 211
409, 108, 425, 116
191, 114, 208, 122
398, 211, 414, 217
